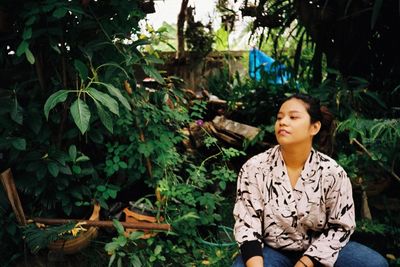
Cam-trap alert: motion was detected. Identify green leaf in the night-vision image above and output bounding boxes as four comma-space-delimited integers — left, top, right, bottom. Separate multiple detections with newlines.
144, 54, 164, 64
25, 16, 37, 26
127, 53, 141, 65
154, 245, 162, 255
22, 27, 32, 40
25, 48, 35, 64
70, 98, 91, 134
96, 82, 131, 111
74, 59, 89, 80
69, 145, 77, 161
108, 190, 117, 199
118, 161, 127, 169
44, 90, 70, 120
76, 155, 90, 162
50, 39, 61, 54
371, 0, 383, 29
51, 150, 68, 166
71, 190, 83, 200
11, 98, 23, 125
94, 101, 113, 133
105, 241, 118, 253
364, 91, 387, 109
72, 165, 81, 174
128, 231, 144, 240
142, 65, 165, 85
59, 165, 72, 175
87, 87, 119, 115
215, 26, 229, 50
16, 41, 28, 57
67, 7, 85, 15
130, 255, 142, 267
113, 219, 125, 235
220, 180, 227, 190
108, 253, 116, 267
11, 138, 26, 150
138, 142, 154, 157
131, 39, 152, 47
48, 162, 59, 177
53, 7, 68, 18
97, 185, 106, 192
392, 84, 400, 94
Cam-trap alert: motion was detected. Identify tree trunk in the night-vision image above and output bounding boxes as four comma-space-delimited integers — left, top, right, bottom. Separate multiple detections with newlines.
176, 0, 189, 61
361, 189, 372, 220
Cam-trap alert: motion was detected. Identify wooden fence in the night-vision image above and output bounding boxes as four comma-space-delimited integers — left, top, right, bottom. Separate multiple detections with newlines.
135, 51, 248, 91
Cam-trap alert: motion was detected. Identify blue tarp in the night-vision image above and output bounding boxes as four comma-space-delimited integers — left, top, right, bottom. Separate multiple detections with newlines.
248, 48, 290, 84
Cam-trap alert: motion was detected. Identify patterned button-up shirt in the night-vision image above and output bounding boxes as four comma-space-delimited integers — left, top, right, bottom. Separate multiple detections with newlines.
233, 145, 355, 267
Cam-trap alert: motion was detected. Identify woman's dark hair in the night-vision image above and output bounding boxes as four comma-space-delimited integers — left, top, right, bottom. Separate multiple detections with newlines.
283, 93, 336, 155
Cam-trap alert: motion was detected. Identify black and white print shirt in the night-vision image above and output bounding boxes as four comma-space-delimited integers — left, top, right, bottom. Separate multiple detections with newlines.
233, 145, 355, 267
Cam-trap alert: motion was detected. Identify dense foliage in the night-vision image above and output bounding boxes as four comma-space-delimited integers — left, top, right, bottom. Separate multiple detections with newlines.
0, 1, 243, 266
1, 0, 149, 264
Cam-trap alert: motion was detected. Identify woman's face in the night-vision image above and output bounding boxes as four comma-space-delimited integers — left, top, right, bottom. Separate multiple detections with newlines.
274, 98, 321, 147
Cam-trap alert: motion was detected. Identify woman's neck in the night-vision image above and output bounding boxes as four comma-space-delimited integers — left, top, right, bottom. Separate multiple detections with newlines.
280, 143, 312, 170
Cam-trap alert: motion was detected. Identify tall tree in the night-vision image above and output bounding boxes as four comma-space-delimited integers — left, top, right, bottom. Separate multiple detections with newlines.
176, 0, 189, 61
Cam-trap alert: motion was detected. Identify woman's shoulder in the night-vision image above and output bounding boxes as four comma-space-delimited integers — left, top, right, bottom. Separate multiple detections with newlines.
243, 145, 278, 168
315, 149, 347, 175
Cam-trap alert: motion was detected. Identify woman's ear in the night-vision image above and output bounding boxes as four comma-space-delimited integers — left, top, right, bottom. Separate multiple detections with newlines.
310, 121, 321, 136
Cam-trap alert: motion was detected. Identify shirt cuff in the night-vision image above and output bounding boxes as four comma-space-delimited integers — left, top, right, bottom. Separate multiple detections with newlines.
240, 240, 263, 264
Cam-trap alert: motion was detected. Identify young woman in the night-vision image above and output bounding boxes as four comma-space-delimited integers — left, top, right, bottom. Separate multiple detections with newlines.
232, 94, 388, 267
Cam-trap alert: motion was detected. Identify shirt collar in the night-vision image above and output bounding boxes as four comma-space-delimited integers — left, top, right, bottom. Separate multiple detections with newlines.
273, 145, 319, 182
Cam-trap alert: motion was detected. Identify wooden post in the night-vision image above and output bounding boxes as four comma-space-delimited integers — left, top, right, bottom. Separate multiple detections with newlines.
0, 168, 27, 225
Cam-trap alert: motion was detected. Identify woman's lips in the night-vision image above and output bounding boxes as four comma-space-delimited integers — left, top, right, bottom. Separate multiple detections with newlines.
278, 129, 290, 135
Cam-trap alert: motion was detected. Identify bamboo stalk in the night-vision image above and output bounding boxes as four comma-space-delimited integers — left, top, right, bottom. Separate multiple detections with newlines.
32, 218, 171, 231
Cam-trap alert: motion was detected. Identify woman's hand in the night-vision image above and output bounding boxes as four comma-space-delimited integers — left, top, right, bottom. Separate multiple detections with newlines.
245, 256, 263, 267
294, 256, 314, 267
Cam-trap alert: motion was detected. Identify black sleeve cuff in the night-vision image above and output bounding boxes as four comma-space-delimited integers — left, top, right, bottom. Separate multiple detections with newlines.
240, 240, 263, 264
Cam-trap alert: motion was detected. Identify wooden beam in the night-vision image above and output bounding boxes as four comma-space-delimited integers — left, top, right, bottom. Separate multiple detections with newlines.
32, 217, 171, 231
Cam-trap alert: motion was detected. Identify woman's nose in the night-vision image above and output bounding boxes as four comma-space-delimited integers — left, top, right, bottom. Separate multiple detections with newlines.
279, 116, 288, 125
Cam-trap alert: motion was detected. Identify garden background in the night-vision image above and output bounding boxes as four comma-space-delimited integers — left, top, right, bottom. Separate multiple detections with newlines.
0, 0, 399, 266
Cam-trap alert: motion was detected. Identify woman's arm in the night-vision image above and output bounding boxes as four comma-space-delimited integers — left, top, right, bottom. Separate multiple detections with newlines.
233, 161, 265, 265
303, 168, 356, 267
295, 256, 314, 267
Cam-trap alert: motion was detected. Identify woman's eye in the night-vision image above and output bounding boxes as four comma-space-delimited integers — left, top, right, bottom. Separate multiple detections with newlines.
290, 116, 298, 119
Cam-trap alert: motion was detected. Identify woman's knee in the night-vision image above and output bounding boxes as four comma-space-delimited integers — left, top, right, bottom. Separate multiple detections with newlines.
364, 252, 389, 267
336, 241, 388, 267
357, 255, 388, 267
